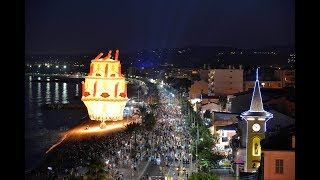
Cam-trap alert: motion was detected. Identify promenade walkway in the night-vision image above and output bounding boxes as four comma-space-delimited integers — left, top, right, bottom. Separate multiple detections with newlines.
116, 161, 151, 180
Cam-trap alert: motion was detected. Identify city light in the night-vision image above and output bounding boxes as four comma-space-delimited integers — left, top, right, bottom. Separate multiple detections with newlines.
25, 1, 295, 178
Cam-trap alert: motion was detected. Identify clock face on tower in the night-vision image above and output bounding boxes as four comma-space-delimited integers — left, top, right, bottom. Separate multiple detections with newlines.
252, 123, 261, 132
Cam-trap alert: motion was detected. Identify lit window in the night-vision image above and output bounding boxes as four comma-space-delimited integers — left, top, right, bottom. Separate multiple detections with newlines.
275, 159, 284, 174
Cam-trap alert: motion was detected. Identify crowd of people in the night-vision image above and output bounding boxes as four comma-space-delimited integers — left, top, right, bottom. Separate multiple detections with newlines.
26, 84, 194, 180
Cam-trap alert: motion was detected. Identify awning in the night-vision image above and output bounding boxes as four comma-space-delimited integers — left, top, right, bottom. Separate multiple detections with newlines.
234, 159, 245, 164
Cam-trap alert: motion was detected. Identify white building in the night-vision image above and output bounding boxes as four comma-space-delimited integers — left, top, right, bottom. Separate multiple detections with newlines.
215, 127, 237, 156
244, 81, 282, 91
211, 112, 239, 155
208, 66, 244, 96
274, 70, 295, 88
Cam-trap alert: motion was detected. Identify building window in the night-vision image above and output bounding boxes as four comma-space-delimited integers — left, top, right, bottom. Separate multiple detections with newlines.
222, 137, 228, 142
275, 159, 284, 174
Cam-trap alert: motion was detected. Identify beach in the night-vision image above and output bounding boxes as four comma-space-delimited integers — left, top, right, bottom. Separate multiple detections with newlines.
25, 116, 139, 179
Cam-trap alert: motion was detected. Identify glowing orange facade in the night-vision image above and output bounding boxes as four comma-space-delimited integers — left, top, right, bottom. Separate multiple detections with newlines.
81, 50, 128, 122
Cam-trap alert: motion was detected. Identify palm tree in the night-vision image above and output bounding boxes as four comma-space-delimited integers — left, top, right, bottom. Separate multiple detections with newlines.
149, 103, 158, 114
144, 113, 156, 131
85, 158, 109, 180
125, 122, 142, 134
138, 105, 148, 120
125, 122, 143, 160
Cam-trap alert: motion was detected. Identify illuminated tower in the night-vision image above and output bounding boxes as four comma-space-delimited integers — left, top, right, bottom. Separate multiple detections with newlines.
240, 68, 273, 172
81, 50, 128, 128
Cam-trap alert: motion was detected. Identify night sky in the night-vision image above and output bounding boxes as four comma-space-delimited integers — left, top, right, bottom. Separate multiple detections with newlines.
25, 0, 295, 54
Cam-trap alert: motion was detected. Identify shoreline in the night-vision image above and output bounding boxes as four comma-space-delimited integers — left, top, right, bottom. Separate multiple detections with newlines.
25, 116, 88, 174
25, 116, 138, 175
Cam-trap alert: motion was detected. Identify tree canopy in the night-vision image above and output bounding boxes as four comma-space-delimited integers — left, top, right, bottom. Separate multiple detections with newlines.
188, 172, 219, 180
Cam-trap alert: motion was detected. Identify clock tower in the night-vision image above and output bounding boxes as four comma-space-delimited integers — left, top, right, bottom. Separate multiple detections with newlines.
240, 68, 273, 172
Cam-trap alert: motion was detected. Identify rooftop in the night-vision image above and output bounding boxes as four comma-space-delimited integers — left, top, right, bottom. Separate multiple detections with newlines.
262, 126, 295, 151
216, 123, 238, 131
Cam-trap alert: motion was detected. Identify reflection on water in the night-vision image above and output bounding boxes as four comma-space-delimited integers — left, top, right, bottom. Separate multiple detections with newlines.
75, 83, 79, 97
62, 82, 68, 104
25, 75, 137, 171
25, 76, 86, 171
54, 82, 59, 103
28, 81, 32, 104
37, 82, 42, 107
46, 82, 51, 104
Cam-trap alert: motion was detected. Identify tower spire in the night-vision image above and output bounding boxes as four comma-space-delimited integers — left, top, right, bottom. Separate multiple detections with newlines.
241, 67, 273, 118
249, 68, 264, 112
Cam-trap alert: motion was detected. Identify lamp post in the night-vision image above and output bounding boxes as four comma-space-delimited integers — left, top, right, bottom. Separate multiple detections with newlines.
189, 152, 193, 174
196, 117, 199, 172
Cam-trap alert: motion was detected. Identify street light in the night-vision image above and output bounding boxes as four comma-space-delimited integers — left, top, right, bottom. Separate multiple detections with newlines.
189, 153, 193, 173
195, 118, 199, 172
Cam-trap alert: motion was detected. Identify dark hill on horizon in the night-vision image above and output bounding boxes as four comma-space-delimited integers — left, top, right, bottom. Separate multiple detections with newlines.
25, 46, 294, 69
